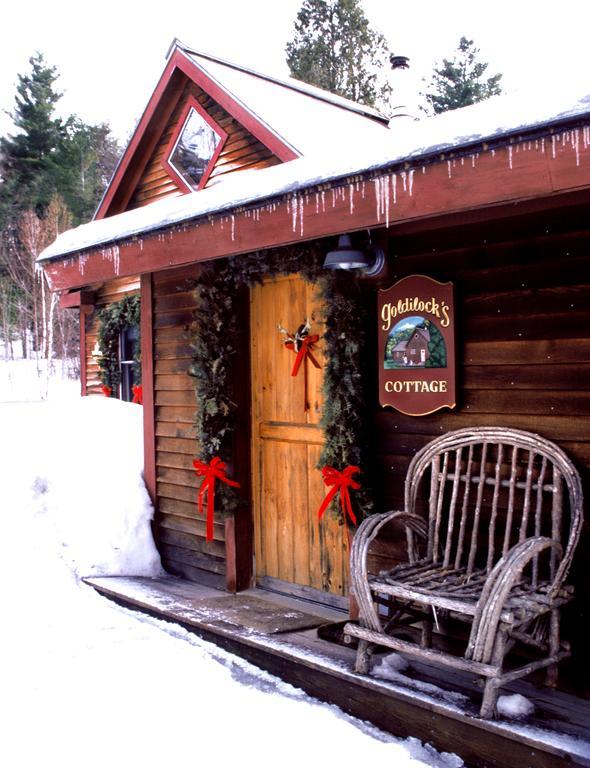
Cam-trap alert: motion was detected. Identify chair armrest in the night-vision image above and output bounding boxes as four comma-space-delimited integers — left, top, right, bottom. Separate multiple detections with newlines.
467, 536, 562, 664
350, 510, 427, 632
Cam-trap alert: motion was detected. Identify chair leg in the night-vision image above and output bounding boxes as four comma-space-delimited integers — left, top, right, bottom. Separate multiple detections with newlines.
479, 628, 508, 718
355, 639, 372, 674
546, 609, 560, 688
421, 618, 433, 649
480, 679, 499, 719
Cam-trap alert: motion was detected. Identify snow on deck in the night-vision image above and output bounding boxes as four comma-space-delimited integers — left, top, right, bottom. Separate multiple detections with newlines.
86, 574, 590, 765
38, 86, 590, 264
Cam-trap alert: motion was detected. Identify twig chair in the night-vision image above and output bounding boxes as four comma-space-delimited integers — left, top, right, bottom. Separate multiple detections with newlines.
344, 427, 583, 718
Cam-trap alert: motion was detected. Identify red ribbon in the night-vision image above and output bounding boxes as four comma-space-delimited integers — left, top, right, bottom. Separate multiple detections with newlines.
317, 466, 361, 526
101, 385, 112, 397
285, 334, 321, 377
192, 457, 240, 542
132, 384, 143, 404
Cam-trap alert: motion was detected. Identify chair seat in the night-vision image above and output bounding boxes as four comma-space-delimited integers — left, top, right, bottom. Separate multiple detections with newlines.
368, 560, 568, 625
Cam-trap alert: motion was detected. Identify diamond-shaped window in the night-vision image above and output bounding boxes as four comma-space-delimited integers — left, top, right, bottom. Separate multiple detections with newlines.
164, 100, 226, 191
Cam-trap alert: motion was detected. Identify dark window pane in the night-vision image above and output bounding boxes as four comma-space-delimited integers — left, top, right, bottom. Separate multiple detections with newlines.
120, 325, 139, 402
169, 108, 222, 189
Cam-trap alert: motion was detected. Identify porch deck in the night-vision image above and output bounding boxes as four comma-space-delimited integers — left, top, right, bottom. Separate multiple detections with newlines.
84, 575, 590, 768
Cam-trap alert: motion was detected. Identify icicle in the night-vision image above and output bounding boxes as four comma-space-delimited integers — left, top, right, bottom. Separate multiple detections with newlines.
508, 145, 513, 170
408, 169, 415, 197
401, 171, 407, 192
392, 173, 397, 205
321, 190, 326, 212
541, 137, 545, 154
471, 153, 476, 168
373, 178, 381, 220
461, 157, 464, 166
139, 239, 143, 252
447, 160, 452, 178
422, 165, 426, 174
291, 194, 298, 232
384, 176, 390, 228
231, 215, 236, 241
349, 183, 355, 215
299, 194, 304, 237
361, 181, 366, 198
315, 192, 320, 214
574, 128, 580, 166
331, 189, 336, 208
551, 135, 557, 159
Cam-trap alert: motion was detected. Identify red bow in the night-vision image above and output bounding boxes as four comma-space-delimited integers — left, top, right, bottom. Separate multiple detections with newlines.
101, 385, 112, 397
132, 384, 143, 404
317, 466, 361, 526
192, 457, 240, 542
285, 334, 321, 377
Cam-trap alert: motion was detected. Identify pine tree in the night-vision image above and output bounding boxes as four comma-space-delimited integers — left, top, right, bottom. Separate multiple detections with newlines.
53, 120, 120, 223
0, 52, 66, 228
286, 0, 392, 111
0, 52, 120, 357
421, 37, 502, 115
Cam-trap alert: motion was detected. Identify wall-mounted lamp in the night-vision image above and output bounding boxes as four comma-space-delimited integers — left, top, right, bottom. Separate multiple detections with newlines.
323, 233, 385, 277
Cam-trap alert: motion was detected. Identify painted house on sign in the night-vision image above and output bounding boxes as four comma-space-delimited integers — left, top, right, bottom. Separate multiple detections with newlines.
40, 39, 590, 763
394, 326, 430, 366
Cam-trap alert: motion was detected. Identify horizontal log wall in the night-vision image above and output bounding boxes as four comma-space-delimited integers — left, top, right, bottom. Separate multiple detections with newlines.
84, 276, 140, 395
152, 264, 226, 583
372, 206, 590, 693
128, 79, 281, 209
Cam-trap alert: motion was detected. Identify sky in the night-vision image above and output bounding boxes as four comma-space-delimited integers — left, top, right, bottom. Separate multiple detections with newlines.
1, 0, 590, 144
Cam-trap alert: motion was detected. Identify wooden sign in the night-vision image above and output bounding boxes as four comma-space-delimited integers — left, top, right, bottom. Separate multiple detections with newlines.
378, 275, 456, 416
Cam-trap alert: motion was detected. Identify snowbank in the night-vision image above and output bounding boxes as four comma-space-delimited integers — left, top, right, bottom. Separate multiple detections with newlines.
0, 396, 162, 580
0, 396, 464, 768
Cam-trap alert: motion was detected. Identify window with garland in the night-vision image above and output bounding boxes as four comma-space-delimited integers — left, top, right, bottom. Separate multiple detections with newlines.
96, 295, 142, 403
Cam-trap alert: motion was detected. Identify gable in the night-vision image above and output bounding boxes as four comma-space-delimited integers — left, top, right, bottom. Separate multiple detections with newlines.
127, 78, 282, 211
95, 47, 299, 220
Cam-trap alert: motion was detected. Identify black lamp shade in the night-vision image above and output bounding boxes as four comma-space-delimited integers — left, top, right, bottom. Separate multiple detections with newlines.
323, 234, 369, 270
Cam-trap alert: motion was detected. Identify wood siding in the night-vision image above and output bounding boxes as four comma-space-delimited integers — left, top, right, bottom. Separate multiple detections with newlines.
372, 207, 590, 691
84, 276, 140, 395
152, 264, 226, 584
128, 79, 281, 210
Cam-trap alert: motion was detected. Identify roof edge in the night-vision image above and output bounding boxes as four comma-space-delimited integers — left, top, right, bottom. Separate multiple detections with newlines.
172, 39, 390, 125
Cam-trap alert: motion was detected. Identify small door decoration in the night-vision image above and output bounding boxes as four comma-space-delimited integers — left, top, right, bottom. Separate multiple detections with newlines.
192, 457, 240, 542
278, 319, 321, 411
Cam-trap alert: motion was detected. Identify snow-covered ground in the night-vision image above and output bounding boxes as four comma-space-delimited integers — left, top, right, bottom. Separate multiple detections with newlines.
0, 369, 461, 768
0, 356, 80, 402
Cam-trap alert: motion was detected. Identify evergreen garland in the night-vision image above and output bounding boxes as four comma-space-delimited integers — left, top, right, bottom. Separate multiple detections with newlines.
96, 294, 141, 395
189, 242, 373, 522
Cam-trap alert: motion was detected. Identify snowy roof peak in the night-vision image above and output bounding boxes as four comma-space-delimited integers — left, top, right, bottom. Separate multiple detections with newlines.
170, 39, 389, 125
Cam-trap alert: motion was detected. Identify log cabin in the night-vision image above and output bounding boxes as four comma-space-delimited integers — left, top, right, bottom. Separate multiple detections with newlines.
39, 39, 590, 758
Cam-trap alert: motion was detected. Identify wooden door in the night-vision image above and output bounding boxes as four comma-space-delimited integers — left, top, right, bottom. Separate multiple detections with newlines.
250, 274, 349, 598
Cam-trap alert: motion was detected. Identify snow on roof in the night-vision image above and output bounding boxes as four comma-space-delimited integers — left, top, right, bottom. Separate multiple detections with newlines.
39, 84, 590, 264
181, 44, 391, 158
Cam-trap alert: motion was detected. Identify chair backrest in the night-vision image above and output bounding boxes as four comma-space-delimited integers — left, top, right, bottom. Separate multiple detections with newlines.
404, 427, 583, 588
